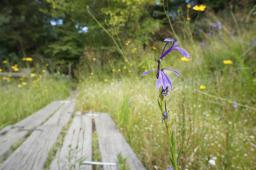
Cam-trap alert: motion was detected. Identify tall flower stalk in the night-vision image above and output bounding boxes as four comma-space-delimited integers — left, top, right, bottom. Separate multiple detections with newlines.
143, 38, 189, 170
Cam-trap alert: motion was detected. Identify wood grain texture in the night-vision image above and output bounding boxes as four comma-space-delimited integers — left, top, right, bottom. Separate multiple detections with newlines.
0, 100, 75, 170
0, 101, 63, 161
50, 113, 92, 170
94, 113, 146, 170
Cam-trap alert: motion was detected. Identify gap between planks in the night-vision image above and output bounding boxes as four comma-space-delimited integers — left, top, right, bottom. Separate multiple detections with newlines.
1, 111, 145, 170
88, 113, 146, 170
50, 112, 92, 170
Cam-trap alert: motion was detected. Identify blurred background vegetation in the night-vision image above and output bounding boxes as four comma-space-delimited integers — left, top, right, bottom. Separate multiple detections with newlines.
0, 0, 255, 78
1, 0, 256, 169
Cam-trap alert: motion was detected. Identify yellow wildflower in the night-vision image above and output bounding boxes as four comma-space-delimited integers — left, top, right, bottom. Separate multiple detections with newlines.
11, 65, 19, 72
125, 40, 131, 46
187, 17, 191, 21
22, 57, 33, 62
223, 60, 233, 65
18, 84, 22, 88
152, 46, 157, 50
30, 73, 36, 78
3, 76, 10, 82
112, 68, 116, 72
199, 85, 206, 90
193, 4, 207, 12
187, 4, 191, 8
0, 68, 2, 72
22, 82, 27, 86
3, 60, 8, 64
181, 57, 190, 62
13, 67, 19, 72
118, 69, 121, 72
42, 69, 46, 73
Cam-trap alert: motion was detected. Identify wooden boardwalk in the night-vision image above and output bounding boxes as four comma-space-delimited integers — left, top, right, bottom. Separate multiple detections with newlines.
0, 100, 145, 170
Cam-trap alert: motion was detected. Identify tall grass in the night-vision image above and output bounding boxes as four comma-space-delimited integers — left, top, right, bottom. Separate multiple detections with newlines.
0, 75, 71, 129
76, 12, 256, 170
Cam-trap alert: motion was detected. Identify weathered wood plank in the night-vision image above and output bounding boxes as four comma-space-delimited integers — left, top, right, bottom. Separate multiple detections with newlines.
94, 113, 146, 170
0, 101, 63, 161
0, 100, 75, 170
50, 113, 92, 170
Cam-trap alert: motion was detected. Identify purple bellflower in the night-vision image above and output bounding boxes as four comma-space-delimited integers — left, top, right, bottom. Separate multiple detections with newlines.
156, 69, 179, 93
156, 39, 189, 79
162, 101, 168, 121
167, 167, 174, 170
143, 38, 189, 96
160, 40, 190, 60
143, 38, 188, 94
143, 38, 188, 169
143, 67, 180, 95
211, 21, 222, 30
233, 101, 238, 110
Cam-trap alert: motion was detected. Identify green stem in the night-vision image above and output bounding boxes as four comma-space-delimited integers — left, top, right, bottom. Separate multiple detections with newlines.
163, 2, 180, 42
87, 6, 127, 62
159, 93, 178, 170
196, 90, 256, 111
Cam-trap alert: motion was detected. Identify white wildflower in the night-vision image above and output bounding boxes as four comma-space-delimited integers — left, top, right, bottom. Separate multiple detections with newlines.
209, 156, 217, 166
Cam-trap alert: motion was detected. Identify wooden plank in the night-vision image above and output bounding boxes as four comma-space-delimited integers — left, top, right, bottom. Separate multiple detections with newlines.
50, 113, 92, 170
0, 100, 75, 170
94, 113, 146, 170
0, 101, 63, 161
82, 161, 116, 166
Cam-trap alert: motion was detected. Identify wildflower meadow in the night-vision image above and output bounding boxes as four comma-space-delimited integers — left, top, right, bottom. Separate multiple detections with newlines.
0, 0, 256, 170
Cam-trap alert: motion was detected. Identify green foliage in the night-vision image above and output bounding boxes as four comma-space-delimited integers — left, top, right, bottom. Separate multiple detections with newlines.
44, 28, 85, 60
0, 0, 51, 57
76, 11, 256, 169
0, 0, 255, 77
0, 75, 71, 129
117, 154, 129, 170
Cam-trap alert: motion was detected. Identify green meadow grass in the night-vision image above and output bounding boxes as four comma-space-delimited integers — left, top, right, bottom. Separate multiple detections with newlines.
0, 75, 71, 129
76, 17, 256, 169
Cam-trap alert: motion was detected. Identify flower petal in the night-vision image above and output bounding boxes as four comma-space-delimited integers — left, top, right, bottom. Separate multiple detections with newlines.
172, 46, 190, 58
156, 71, 163, 88
160, 41, 179, 59
164, 67, 180, 76
167, 167, 174, 170
142, 69, 154, 76
160, 71, 167, 89
163, 38, 175, 43
161, 41, 190, 59
162, 71, 173, 90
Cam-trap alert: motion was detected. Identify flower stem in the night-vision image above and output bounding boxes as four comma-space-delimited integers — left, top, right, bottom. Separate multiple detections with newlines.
159, 93, 178, 170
